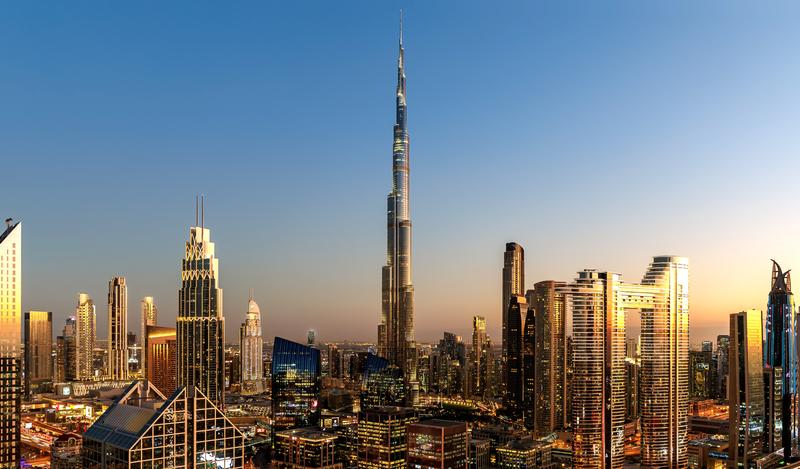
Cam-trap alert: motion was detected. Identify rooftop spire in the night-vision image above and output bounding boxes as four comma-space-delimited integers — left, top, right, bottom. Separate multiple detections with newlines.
399, 9, 403, 47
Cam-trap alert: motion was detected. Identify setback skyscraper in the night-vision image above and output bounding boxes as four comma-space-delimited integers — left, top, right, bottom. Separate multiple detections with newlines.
729, 309, 764, 467
177, 202, 225, 405
24, 310, 53, 395
763, 260, 798, 458
75, 293, 96, 381
0, 219, 21, 468
502, 242, 525, 390
378, 16, 418, 405
107, 276, 128, 381
240, 296, 264, 394
570, 256, 689, 469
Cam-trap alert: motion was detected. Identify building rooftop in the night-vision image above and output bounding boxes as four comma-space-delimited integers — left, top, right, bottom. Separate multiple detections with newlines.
275, 427, 337, 442
410, 419, 466, 430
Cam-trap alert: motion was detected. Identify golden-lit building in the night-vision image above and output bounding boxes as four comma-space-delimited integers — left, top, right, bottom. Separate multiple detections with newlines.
274, 427, 341, 469
530, 280, 568, 434
106, 276, 128, 381
406, 419, 468, 469
357, 406, 418, 468
145, 325, 176, 396
24, 310, 53, 394
75, 293, 96, 381
501, 242, 525, 392
0, 219, 21, 468
240, 296, 264, 394
728, 310, 764, 467
569, 256, 689, 468
496, 438, 554, 469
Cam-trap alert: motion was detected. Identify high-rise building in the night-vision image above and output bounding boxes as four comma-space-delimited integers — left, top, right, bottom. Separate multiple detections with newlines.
240, 297, 264, 394
470, 316, 490, 398
357, 406, 418, 468
272, 337, 321, 432
274, 427, 341, 469
177, 201, 225, 405
530, 281, 568, 434
434, 332, 466, 396
24, 310, 53, 394
406, 420, 468, 469
378, 17, 419, 406
0, 219, 21, 468
504, 295, 528, 418
75, 293, 96, 381
307, 329, 316, 346
56, 317, 77, 382
502, 243, 525, 390
624, 338, 641, 422
715, 334, 730, 399
569, 256, 689, 469
83, 381, 244, 468
522, 291, 536, 429
764, 260, 797, 459
689, 348, 713, 399
106, 276, 128, 381
729, 309, 765, 468
496, 438, 554, 469
468, 439, 490, 469
140, 296, 157, 373
145, 325, 177, 396
362, 354, 405, 408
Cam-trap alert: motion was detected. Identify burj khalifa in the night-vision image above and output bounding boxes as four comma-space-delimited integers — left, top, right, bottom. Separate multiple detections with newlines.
378, 14, 418, 405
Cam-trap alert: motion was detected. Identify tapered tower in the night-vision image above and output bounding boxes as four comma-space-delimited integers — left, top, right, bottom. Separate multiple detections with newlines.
378, 13, 418, 404
177, 198, 225, 405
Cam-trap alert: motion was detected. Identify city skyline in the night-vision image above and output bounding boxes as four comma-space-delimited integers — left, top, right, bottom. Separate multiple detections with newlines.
5, 2, 800, 345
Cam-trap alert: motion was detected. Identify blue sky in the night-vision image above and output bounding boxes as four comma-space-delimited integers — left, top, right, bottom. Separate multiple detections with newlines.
3, 1, 800, 344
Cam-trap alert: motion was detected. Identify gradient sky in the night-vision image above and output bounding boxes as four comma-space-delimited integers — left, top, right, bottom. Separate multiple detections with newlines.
3, 1, 800, 345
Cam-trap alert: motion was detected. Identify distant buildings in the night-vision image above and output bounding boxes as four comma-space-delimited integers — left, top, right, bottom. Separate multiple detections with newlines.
51, 433, 82, 469
272, 337, 321, 432
406, 419, 467, 469
106, 276, 128, 381
56, 317, 77, 382
145, 325, 177, 396
75, 293, 96, 381
763, 260, 797, 457
83, 381, 244, 468
728, 309, 764, 467
240, 296, 264, 394
470, 316, 490, 398
689, 348, 713, 399
362, 354, 405, 408
569, 256, 689, 468
0, 219, 21, 467
357, 406, 418, 468
177, 206, 225, 405
715, 334, 730, 399
24, 310, 53, 394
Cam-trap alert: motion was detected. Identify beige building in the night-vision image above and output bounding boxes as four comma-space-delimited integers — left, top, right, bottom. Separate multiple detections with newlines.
75, 293, 96, 380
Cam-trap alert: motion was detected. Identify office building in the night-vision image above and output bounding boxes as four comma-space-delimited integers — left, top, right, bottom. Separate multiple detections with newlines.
362, 353, 405, 408
531, 281, 568, 434
0, 219, 21, 468
406, 419, 468, 469
24, 310, 53, 394
468, 439, 490, 469
240, 296, 264, 394
378, 17, 419, 405
272, 337, 322, 431
83, 381, 244, 468
145, 325, 177, 396
357, 406, 418, 468
177, 200, 225, 405
75, 293, 96, 381
504, 295, 528, 417
496, 438, 554, 469
139, 296, 157, 373
690, 349, 713, 399
274, 427, 341, 469
502, 243, 524, 390
764, 260, 797, 458
56, 317, 77, 383
729, 309, 765, 468
107, 276, 128, 381
716, 335, 730, 400
569, 256, 689, 468
470, 316, 490, 398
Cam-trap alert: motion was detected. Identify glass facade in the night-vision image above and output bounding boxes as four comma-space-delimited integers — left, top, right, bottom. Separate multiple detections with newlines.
728, 309, 764, 468
569, 256, 689, 469
406, 419, 468, 469
145, 325, 177, 396
177, 223, 225, 406
272, 337, 322, 431
274, 428, 340, 468
0, 221, 21, 468
107, 276, 128, 381
24, 310, 53, 394
531, 281, 568, 435
504, 295, 527, 418
502, 243, 524, 396
362, 354, 405, 408
763, 260, 797, 457
357, 406, 418, 469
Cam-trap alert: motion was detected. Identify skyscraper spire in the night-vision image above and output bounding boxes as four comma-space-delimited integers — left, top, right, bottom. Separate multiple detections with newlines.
379, 13, 417, 405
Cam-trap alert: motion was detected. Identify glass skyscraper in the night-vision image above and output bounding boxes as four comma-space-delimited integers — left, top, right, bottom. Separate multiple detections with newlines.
106, 276, 128, 381
531, 280, 568, 434
378, 15, 418, 405
24, 310, 53, 395
729, 309, 764, 468
763, 260, 797, 458
177, 202, 225, 406
502, 242, 525, 392
0, 220, 21, 468
271, 336, 321, 432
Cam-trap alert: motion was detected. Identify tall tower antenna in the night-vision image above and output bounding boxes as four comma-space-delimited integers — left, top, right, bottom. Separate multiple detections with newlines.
399, 9, 403, 46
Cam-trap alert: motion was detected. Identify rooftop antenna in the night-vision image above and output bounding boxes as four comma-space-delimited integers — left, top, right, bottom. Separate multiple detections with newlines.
399, 9, 403, 46
249, 288, 254, 302
195, 196, 199, 226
